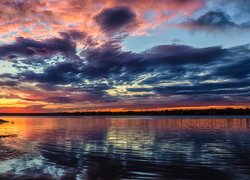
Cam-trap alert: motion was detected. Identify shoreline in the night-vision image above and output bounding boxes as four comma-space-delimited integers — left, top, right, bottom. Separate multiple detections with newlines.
0, 119, 8, 123
0, 108, 249, 117
0, 115, 250, 118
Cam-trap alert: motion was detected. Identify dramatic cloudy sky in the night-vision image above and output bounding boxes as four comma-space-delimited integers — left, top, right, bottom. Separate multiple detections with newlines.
0, 0, 249, 112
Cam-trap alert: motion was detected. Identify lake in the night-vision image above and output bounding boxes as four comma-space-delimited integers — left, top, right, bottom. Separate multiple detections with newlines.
0, 116, 250, 179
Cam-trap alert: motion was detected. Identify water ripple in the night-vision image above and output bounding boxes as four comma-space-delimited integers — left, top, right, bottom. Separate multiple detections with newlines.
0, 116, 250, 179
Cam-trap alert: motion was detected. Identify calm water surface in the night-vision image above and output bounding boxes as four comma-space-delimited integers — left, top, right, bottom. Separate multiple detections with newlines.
0, 116, 250, 179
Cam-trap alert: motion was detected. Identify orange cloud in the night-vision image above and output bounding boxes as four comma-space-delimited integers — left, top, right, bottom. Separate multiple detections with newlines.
0, 0, 205, 42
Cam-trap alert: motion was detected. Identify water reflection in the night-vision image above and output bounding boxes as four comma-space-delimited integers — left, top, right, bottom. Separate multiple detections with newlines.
0, 117, 250, 179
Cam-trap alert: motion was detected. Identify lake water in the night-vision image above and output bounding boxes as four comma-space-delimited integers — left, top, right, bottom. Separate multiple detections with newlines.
0, 116, 250, 179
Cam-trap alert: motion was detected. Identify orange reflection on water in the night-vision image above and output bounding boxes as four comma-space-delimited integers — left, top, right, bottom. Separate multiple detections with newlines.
0, 117, 110, 140
0, 116, 249, 155
1, 116, 250, 174
1, 117, 250, 139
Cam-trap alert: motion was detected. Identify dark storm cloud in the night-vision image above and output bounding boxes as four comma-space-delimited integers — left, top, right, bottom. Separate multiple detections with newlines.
59, 30, 87, 41
2, 32, 250, 106
0, 35, 77, 58
16, 42, 240, 87
20, 62, 81, 84
211, 59, 250, 79
36, 83, 61, 91
143, 45, 224, 65
0, 80, 18, 87
0, 73, 18, 80
184, 10, 250, 29
184, 10, 236, 29
95, 6, 137, 33
153, 80, 250, 95
219, 0, 250, 16
59, 30, 95, 45
129, 80, 250, 98
80, 42, 225, 82
5, 42, 225, 104
192, 11, 235, 27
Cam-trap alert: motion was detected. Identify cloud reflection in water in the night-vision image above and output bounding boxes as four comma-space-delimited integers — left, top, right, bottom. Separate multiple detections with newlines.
0, 117, 250, 179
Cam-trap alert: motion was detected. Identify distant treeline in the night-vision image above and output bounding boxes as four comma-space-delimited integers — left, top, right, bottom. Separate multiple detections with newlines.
0, 108, 249, 116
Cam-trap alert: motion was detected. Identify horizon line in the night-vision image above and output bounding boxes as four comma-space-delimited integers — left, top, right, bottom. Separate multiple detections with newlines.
0, 107, 249, 116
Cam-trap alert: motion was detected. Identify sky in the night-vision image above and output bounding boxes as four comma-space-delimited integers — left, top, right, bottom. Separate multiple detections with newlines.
0, 0, 249, 113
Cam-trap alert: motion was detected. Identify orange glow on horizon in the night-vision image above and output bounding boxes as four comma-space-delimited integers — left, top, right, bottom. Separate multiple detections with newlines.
0, 105, 249, 114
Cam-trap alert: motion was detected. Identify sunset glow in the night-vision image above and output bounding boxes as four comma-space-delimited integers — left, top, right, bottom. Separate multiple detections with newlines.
0, 0, 249, 113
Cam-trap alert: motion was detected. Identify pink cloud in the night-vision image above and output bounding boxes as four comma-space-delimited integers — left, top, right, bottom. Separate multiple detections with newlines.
0, 0, 205, 41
